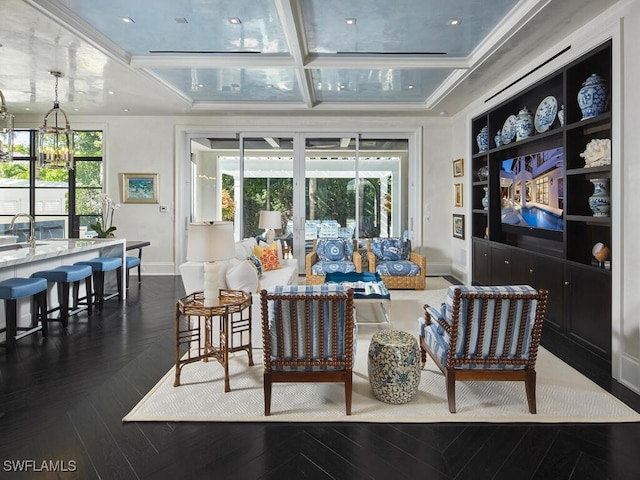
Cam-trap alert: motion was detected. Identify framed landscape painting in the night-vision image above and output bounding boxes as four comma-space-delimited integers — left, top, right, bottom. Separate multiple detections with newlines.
453, 214, 465, 239
453, 158, 464, 177
122, 173, 158, 204
454, 183, 463, 207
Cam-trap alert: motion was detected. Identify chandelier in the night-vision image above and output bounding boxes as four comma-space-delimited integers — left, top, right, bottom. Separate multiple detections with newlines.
0, 88, 14, 162
38, 71, 74, 169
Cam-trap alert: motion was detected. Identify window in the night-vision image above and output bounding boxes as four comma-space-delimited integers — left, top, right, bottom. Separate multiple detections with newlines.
0, 130, 104, 240
535, 176, 549, 205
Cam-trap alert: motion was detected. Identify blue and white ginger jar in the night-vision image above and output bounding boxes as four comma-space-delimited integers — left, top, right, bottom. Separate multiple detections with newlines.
476, 125, 489, 153
578, 73, 609, 120
515, 107, 534, 141
588, 178, 610, 217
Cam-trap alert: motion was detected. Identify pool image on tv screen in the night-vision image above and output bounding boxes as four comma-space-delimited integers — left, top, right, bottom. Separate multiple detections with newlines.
500, 147, 564, 232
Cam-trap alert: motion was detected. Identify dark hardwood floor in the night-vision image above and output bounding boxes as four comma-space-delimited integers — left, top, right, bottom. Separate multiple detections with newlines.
1, 275, 640, 480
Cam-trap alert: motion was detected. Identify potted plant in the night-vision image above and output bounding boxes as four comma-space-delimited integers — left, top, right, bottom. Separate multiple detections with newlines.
90, 193, 119, 238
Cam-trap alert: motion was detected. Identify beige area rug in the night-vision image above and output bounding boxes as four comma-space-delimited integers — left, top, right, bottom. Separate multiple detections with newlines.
124, 280, 640, 423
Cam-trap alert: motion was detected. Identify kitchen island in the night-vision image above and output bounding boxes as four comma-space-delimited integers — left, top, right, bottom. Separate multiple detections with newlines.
0, 238, 126, 336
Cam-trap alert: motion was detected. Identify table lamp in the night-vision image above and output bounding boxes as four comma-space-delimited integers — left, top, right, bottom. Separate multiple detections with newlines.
258, 210, 281, 244
186, 221, 235, 307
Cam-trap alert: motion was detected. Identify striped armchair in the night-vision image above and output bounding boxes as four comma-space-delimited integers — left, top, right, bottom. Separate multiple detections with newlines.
418, 285, 548, 413
259, 285, 356, 416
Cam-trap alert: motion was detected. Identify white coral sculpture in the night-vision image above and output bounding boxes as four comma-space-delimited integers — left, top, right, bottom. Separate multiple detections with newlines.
580, 138, 611, 167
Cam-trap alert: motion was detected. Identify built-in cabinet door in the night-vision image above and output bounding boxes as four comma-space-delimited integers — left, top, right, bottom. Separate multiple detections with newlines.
472, 239, 491, 285
533, 256, 565, 331
564, 264, 612, 360
510, 249, 535, 285
490, 244, 511, 285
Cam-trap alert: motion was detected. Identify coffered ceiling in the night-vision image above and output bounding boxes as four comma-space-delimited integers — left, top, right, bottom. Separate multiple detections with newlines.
0, 0, 618, 116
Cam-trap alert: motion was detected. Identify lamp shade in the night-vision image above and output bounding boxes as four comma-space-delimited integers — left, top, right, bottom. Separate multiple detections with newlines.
186, 221, 235, 262
258, 210, 281, 230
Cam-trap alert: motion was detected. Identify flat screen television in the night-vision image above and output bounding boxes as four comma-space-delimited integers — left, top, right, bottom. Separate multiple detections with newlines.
499, 147, 564, 240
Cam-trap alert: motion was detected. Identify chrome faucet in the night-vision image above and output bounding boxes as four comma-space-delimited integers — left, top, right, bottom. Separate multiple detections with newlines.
9, 213, 36, 248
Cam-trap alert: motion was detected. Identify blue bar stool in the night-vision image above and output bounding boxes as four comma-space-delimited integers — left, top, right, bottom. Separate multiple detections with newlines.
125, 256, 141, 288
0, 277, 48, 353
75, 257, 122, 311
32, 265, 93, 327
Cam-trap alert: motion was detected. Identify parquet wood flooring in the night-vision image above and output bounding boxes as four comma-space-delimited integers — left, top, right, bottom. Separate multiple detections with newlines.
1, 275, 639, 479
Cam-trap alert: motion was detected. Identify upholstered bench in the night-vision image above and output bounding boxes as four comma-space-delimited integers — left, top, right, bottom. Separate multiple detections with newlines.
367, 329, 421, 404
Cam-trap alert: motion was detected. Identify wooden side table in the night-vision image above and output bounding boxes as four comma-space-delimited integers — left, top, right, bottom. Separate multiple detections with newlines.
174, 289, 254, 392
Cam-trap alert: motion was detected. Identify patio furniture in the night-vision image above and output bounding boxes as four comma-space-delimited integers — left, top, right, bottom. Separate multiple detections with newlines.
305, 238, 362, 285
418, 285, 548, 413
367, 237, 426, 290
259, 284, 356, 415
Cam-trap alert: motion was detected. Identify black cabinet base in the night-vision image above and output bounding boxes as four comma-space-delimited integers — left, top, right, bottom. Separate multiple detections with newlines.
542, 326, 611, 387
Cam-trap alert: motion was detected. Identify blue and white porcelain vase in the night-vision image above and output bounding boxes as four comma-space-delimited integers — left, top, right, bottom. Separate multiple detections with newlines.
494, 129, 503, 147
588, 178, 610, 217
578, 73, 609, 120
476, 125, 489, 152
482, 187, 489, 210
557, 105, 565, 127
515, 107, 534, 141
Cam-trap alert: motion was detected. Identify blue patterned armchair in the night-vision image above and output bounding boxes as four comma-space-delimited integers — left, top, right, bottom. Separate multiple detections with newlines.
260, 284, 356, 415
367, 237, 426, 289
305, 238, 362, 285
418, 285, 548, 413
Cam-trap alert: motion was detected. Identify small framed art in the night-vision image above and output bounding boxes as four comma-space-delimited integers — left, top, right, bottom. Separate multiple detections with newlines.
453, 214, 465, 239
122, 173, 159, 204
453, 158, 464, 177
454, 183, 463, 207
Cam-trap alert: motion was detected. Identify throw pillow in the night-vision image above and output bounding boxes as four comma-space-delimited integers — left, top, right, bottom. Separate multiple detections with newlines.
258, 239, 282, 259
235, 237, 257, 260
259, 247, 281, 271
225, 258, 259, 293
247, 254, 263, 277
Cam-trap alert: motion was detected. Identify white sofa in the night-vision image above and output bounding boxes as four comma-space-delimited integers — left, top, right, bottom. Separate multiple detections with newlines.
179, 237, 298, 347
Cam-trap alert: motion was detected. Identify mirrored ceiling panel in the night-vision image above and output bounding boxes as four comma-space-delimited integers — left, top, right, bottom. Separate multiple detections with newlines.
58, 0, 289, 55
311, 68, 452, 102
301, 0, 519, 56
151, 67, 302, 102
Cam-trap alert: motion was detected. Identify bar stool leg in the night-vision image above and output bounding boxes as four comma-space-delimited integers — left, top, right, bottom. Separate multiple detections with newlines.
4, 299, 17, 352
34, 290, 48, 337
117, 267, 123, 301
94, 271, 105, 311
57, 281, 70, 327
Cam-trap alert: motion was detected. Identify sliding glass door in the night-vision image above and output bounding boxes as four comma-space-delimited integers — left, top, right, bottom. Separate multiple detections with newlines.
188, 132, 411, 272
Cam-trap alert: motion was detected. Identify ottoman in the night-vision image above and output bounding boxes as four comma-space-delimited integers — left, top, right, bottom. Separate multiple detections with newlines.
367, 330, 421, 404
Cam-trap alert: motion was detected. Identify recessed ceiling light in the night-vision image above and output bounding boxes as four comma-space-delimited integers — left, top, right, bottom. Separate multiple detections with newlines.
73, 108, 80, 111
122, 108, 130, 112
120, 16, 135, 24
407, 84, 414, 89
174, 17, 188, 24
439, 111, 448, 116
345, 18, 356, 25
108, 91, 115, 95
228, 17, 241, 24
448, 19, 462, 26
24, 107, 31, 111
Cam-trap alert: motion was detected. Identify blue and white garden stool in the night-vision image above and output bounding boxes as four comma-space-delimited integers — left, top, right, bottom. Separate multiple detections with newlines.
368, 330, 421, 404
0, 277, 48, 352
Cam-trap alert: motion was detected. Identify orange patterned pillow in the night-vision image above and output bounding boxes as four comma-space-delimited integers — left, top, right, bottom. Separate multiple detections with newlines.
259, 247, 281, 271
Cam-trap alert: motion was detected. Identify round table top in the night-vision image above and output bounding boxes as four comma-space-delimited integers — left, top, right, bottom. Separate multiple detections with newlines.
370, 329, 416, 347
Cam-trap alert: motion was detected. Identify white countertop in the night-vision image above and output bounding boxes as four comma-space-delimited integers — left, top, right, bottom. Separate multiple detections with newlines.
0, 238, 126, 268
